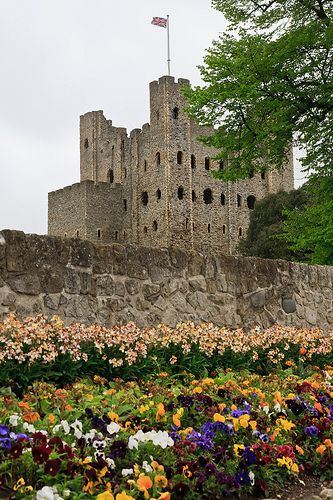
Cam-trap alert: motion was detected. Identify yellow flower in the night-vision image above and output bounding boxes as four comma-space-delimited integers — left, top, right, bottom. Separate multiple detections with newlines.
202, 378, 215, 386
192, 386, 203, 394
151, 460, 164, 472
183, 465, 192, 478
213, 413, 226, 423
154, 475, 168, 487
234, 444, 245, 456
239, 414, 250, 428
108, 411, 119, 422
116, 493, 135, 500
249, 420, 257, 430
86, 394, 94, 401
139, 405, 149, 414
13, 478, 25, 491
97, 492, 115, 500
276, 418, 295, 432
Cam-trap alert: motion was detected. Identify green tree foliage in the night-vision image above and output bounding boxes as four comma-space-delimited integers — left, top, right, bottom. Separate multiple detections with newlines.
238, 188, 308, 259
282, 175, 333, 265
183, 0, 333, 180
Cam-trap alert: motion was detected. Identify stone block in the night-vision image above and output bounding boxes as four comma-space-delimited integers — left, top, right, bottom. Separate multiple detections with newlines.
282, 297, 296, 313
188, 275, 207, 292
7, 274, 41, 296
96, 275, 114, 296
80, 272, 92, 295
304, 306, 317, 325
70, 240, 94, 267
115, 281, 125, 297
44, 294, 60, 311
250, 290, 266, 308
64, 268, 81, 294
125, 279, 140, 295
1, 292, 16, 306
142, 282, 161, 300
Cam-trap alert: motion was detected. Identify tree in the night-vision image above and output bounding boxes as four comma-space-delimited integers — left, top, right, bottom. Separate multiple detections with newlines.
282, 175, 333, 265
238, 188, 308, 259
183, 0, 333, 180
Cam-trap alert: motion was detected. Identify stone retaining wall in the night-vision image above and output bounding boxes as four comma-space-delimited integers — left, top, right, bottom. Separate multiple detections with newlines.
0, 230, 332, 329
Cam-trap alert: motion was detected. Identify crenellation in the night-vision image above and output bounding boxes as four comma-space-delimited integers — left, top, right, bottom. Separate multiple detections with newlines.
48, 75, 294, 254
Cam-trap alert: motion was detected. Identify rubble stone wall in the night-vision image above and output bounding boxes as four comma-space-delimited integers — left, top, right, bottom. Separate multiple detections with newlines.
0, 230, 332, 329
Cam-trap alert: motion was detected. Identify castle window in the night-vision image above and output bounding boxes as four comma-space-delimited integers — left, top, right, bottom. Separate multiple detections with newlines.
247, 195, 256, 209
177, 151, 183, 165
173, 107, 179, 119
219, 160, 224, 170
64, 233, 67, 237
156, 111, 160, 120
237, 194, 242, 207
123, 231, 126, 240
115, 231, 118, 240
221, 193, 226, 206
144, 160, 147, 172
153, 220, 158, 231
239, 227, 243, 237
249, 169, 254, 179
178, 186, 184, 200
124, 168, 127, 178
208, 223, 211, 233
97, 229, 101, 239
222, 224, 226, 234
203, 188, 213, 204
156, 152, 161, 166
192, 190, 196, 202
84, 138, 89, 149
108, 169, 114, 184
143, 226, 148, 234
186, 218, 189, 229
141, 191, 149, 206
205, 157, 210, 170
191, 154, 196, 169
156, 188, 161, 200
261, 171, 266, 180
76, 230, 79, 238
123, 199, 127, 211
192, 223, 195, 231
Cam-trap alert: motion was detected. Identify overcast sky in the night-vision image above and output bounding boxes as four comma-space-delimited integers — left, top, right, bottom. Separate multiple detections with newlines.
0, 1, 306, 235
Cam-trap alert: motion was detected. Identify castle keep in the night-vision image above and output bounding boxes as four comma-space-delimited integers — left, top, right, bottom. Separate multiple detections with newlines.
48, 76, 294, 254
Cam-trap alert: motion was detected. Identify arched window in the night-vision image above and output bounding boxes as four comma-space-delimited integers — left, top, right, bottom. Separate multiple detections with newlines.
221, 193, 225, 206
247, 195, 256, 209
222, 224, 226, 235
108, 169, 114, 184
153, 220, 158, 231
177, 151, 183, 165
208, 223, 211, 233
191, 154, 196, 168
237, 194, 242, 208
192, 190, 196, 202
178, 186, 184, 200
84, 138, 89, 149
205, 157, 210, 170
219, 160, 224, 170
156, 152, 161, 166
173, 107, 179, 119
141, 191, 149, 206
239, 227, 242, 237
156, 188, 161, 200
203, 188, 213, 204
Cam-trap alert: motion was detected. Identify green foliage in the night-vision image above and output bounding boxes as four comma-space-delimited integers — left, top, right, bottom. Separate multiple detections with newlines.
183, 0, 333, 180
238, 188, 308, 259
282, 174, 333, 264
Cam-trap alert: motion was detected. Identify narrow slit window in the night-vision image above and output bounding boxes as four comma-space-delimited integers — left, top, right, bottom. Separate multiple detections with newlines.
205, 157, 210, 170
178, 186, 184, 200
141, 191, 149, 206
237, 194, 242, 208
123, 199, 127, 211
156, 188, 161, 200
219, 160, 224, 170
222, 224, 226, 234
191, 154, 196, 168
239, 227, 242, 237
115, 231, 118, 240
108, 169, 114, 184
203, 188, 213, 204
247, 195, 256, 209
173, 107, 179, 119
221, 193, 225, 206
192, 190, 196, 202
208, 223, 211, 233
177, 151, 183, 165
156, 152, 161, 166
153, 220, 158, 231
97, 229, 101, 239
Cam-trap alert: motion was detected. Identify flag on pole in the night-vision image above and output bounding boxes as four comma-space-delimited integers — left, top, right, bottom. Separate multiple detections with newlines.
151, 16, 168, 28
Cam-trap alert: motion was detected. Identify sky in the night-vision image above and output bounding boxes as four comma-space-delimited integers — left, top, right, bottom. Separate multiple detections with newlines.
0, 1, 306, 235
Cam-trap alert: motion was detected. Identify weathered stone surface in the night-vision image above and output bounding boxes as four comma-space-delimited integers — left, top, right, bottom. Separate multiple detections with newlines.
0, 231, 333, 329
282, 298, 297, 313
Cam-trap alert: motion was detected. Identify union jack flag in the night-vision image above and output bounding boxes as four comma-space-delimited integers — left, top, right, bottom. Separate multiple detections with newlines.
151, 16, 168, 28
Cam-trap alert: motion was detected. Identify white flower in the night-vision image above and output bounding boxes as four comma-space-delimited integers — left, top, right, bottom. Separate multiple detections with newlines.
249, 471, 255, 486
152, 430, 174, 449
263, 406, 270, 414
121, 468, 133, 476
73, 427, 82, 439
274, 403, 281, 412
106, 458, 116, 469
61, 420, 70, 435
128, 435, 139, 450
36, 486, 55, 500
62, 491, 71, 498
107, 422, 120, 435
23, 422, 35, 433
9, 414, 21, 427
142, 460, 153, 473
94, 451, 105, 461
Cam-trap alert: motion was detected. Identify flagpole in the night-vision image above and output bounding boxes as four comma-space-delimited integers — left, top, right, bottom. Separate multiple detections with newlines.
167, 15, 171, 76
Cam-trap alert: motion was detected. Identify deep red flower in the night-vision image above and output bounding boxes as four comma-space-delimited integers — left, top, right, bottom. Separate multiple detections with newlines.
44, 458, 61, 476
32, 445, 52, 464
32, 432, 48, 445
10, 443, 23, 459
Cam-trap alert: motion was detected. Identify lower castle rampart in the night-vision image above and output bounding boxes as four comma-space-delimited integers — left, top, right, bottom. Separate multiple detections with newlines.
0, 230, 332, 329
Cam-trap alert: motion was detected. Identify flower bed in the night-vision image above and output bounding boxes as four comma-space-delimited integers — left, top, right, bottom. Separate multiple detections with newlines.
0, 315, 332, 498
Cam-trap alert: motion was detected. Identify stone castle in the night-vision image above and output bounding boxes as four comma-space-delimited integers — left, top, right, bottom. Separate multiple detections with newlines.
48, 75, 294, 254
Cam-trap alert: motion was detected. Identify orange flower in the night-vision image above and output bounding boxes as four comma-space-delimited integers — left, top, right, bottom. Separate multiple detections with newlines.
106, 388, 117, 396
137, 475, 153, 490
296, 445, 304, 455
47, 414, 56, 425
158, 493, 171, 500
314, 402, 323, 413
213, 413, 225, 423
156, 403, 165, 421
64, 404, 72, 412
23, 412, 40, 423
108, 411, 119, 422
54, 389, 66, 400
323, 439, 333, 451
18, 401, 31, 411
299, 346, 307, 356
316, 444, 326, 454
154, 475, 168, 488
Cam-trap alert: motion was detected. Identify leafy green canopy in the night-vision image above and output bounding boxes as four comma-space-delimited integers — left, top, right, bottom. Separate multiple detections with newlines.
282, 174, 333, 265
238, 188, 308, 260
184, 0, 333, 180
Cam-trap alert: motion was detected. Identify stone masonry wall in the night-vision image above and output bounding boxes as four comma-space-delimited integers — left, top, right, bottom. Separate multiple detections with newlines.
1, 230, 333, 330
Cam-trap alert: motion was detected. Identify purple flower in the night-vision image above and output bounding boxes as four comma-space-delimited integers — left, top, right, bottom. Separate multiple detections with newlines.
305, 425, 319, 436
259, 433, 269, 443
0, 438, 11, 450
242, 446, 257, 465
230, 409, 249, 418
235, 468, 251, 486
0, 425, 9, 436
